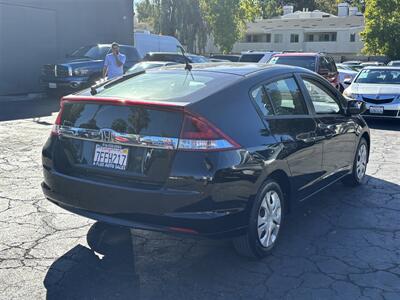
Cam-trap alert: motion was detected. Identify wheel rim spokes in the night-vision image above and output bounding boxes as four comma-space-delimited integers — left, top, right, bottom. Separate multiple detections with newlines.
356, 144, 367, 180
257, 191, 281, 248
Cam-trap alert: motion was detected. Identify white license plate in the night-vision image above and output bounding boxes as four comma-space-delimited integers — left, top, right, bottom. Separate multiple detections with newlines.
93, 144, 129, 170
370, 106, 384, 114
48, 83, 57, 89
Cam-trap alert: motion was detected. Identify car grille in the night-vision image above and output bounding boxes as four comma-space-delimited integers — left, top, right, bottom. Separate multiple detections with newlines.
362, 97, 394, 104
41, 64, 70, 77
42, 64, 55, 77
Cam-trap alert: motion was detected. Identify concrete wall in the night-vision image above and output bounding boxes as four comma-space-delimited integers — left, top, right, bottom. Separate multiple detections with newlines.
0, 0, 133, 96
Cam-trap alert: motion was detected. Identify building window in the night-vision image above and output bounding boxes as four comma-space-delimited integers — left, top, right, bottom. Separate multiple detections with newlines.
318, 32, 337, 42
350, 33, 356, 42
245, 34, 270, 43
290, 34, 299, 43
305, 32, 337, 42
274, 34, 283, 43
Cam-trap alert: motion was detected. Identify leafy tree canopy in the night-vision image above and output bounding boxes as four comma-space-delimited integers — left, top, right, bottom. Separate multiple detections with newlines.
361, 0, 400, 59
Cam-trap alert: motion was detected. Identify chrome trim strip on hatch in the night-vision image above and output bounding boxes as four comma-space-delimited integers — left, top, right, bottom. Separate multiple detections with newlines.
57, 126, 179, 150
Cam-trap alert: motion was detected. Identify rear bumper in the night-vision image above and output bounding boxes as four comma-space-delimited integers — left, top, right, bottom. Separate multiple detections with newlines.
42, 168, 248, 238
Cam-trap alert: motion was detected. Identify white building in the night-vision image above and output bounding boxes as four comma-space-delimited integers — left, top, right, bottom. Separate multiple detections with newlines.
211, 3, 365, 57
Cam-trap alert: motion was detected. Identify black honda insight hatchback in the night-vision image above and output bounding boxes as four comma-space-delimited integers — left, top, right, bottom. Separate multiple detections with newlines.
42, 63, 370, 258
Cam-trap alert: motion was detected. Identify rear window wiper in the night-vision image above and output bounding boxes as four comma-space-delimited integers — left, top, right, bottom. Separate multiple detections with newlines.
90, 70, 145, 95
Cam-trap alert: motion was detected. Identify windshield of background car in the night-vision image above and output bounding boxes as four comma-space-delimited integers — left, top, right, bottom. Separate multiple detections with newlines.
355, 69, 400, 84
268, 56, 316, 71
69, 45, 110, 60
239, 54, 265, 62
96, 71, 239, 102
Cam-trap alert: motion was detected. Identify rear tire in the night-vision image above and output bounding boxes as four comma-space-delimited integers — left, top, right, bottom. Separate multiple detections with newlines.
87, 222, 132, 256
342, 138, 368, 186
233, 179, 285, 258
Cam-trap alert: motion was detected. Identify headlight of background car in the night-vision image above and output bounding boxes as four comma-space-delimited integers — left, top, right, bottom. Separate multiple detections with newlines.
343, 89, 359, 100
73, 68, 90, 76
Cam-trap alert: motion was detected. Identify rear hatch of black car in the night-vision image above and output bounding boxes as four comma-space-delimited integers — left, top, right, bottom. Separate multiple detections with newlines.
53, 99, 184, 189
50, 69, 241, 189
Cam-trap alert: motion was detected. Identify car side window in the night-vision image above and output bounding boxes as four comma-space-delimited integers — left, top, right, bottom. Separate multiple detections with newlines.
264, 77, 308, 116
326, 56, 337, 72
319, 57, 330, 71
303, 78, 341, 114
251, 86, 274, 116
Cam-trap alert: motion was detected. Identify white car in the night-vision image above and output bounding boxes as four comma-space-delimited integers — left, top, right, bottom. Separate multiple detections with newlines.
343, 67, 400, 118
239, 51, 281, 63
336, 64, 358, 92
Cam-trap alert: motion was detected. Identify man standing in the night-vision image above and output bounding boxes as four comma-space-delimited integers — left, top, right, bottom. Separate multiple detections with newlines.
103, 42, 126, 80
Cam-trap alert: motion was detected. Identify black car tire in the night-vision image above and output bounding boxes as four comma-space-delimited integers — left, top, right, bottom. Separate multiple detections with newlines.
342, 137, 369, 187
233, 179, 285, 258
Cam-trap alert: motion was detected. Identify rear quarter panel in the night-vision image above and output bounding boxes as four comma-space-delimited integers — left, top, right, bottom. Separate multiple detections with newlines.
185, 74, 292, 210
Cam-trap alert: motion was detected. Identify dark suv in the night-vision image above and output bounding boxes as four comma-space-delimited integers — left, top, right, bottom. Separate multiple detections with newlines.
268, 53, 339, 89
41, 44, 141, 92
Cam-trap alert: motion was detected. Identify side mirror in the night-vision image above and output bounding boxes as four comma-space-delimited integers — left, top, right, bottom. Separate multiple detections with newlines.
346, 99, 366, 115
343, 78, 352, 85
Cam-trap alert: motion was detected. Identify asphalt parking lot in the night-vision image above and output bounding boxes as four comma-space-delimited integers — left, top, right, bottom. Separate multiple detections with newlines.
0, 97, 399, 299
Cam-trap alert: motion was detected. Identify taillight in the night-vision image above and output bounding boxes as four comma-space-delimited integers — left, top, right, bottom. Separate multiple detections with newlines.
51, 100, 65, 136
177, 113, 240, 151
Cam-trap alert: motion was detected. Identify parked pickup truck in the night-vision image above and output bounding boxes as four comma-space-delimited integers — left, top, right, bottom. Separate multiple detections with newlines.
40, 44, 140, 93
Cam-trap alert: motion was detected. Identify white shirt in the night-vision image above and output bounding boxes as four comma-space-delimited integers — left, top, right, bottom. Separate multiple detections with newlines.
104, 53, 126, 79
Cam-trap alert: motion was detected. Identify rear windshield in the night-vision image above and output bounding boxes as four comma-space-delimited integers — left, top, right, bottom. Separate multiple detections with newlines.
355, 69, 400, 84
96, 71, 239, 102
239, 54, 265, 62
268, 56, 316, 71
61, 103, 183, 137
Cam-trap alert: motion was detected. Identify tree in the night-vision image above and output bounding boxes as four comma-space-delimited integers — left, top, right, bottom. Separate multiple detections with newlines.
136, 0, 161, 33
260, 0, 283, 19
361, 0, 400, 59
342, 0, 366, 13
200, 0, 261, 53
135, 0, 207, 53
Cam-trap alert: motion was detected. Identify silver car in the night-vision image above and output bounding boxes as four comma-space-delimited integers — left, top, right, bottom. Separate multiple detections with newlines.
343, 67, 400, 118
336, 63, 358, 92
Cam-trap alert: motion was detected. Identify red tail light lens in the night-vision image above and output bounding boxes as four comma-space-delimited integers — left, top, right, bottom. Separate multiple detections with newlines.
51, 99, 65, 136
178, 113, 240, 151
